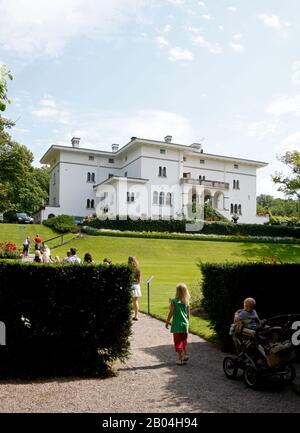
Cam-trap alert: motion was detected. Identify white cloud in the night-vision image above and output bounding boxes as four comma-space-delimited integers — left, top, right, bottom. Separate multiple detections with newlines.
193, 35, 222, 54
201, 14, 211, 20
198, 1, 205, 6
259, 14, 291, 30
32, 97, 71, 124
281, 131, 300, 151
168, 47, 194, 62
266, 94, 300, 116
233, 33, 242, 40
247, 121, 278, 141
167, 0, 185, 4
219, 25, 224, 32
156, 36, 169, 48
292, 61, 300, 86
0, 0, 141, 57
163, 24, 172, 33
229, 42, 245, 53
187, 26, 201, 33
228, 6, 237, 13
54, 109, 196, 149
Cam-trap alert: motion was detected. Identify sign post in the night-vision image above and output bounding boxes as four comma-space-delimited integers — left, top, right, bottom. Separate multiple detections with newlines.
146, 275, 155, 315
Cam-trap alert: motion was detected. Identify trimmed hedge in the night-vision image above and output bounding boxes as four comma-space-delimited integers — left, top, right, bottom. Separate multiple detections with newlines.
0, 261, 133, 377
86, 217, 300, 238
200, 262, 300, 350
43, 214, 78, 233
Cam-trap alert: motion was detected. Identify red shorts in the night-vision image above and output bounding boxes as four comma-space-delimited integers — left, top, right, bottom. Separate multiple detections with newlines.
173, 333, 188, 352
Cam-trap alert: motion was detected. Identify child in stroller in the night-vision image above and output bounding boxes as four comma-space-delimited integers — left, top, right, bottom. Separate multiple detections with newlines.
224, 298, 296, 389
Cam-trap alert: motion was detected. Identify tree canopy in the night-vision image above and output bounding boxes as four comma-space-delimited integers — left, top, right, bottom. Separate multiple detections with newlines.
0, 64, 49, 214
272, 151, 300, 199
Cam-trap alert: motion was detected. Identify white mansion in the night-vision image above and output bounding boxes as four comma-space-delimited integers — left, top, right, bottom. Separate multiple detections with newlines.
39, 135, 268, 224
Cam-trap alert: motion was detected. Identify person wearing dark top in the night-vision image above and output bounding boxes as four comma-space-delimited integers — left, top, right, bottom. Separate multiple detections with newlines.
128, 256, 142, 321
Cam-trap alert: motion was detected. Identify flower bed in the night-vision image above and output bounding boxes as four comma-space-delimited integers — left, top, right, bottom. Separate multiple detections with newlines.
0, 241, 20, 259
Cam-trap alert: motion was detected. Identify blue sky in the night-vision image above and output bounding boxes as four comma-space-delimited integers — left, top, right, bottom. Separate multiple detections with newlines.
1, 0, 300, 197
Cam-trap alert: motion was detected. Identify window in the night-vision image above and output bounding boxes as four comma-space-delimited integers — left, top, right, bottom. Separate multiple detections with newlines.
234, 164, 239, 169
153, 191, 158, 205
199, 176, 206, 181
158, 166, 162, 177
127, 192, 130, 203
159, 192, 165, 205
160, 149, 166, 154
234, 204, 238, 214
238, 204, 242, 215
91, 199, 95, 209
108, 173, 113, 178
87, 172, 91, 182
183, 157, 187, 162
91, 173, 95, 183
89, 155, 94, 161
109, 158, 114, 163
230, 204, 233, 214
87, 199, 91, 209
124, 155, 127, 162
163, 167, 167, 177
236, 180, 240, 189
131, 193, 135, 202
124, 172, 128, 177
200, 159, 205, 164
233, 180, 236, 189
166, 193, 172, 206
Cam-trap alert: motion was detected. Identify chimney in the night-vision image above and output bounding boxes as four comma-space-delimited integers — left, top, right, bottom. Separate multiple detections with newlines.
164, 135, 172, 143
111, 143, 119, 152
71, 137, 80, 148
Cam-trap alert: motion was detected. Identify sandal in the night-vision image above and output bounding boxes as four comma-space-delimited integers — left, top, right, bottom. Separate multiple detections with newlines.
176, 360, 184, 365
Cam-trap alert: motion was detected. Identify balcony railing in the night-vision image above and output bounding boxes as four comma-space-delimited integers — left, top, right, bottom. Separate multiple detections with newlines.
180, 178, 229, 190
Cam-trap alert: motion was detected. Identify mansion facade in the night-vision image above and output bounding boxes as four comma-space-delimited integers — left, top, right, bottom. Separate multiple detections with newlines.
39, 135, 268, 224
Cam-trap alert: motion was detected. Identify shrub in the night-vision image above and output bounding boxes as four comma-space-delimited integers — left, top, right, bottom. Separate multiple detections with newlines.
0, 242, 20, 259
200, 262, 300, 350
0, 261, 133, 377
86, 217, 300, 238
43, 214, 78, 233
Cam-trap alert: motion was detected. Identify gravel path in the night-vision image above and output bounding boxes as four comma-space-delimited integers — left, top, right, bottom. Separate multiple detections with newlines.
0, 313, 299, 413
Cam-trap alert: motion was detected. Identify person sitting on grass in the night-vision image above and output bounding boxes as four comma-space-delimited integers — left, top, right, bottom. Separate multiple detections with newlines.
83, 252, 94, 263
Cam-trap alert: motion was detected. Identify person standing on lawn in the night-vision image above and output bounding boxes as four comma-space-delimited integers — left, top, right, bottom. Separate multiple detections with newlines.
128, 256, 142, 321
165, 283, 190, 365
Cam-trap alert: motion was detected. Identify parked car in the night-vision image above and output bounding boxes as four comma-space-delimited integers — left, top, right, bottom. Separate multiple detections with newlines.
5, 212, 34, 224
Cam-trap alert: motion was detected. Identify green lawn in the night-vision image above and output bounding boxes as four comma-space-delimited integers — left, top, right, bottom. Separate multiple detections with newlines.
53, 234, 300, 340
0, 224, 75, 252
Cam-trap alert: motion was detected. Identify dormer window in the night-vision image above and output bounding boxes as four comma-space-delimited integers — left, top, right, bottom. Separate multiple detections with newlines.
200, 159, 205, 164
109, 158, 114, 163
89, 155, 94, 161
160, 149, 166, 154
234, 164, 239, 169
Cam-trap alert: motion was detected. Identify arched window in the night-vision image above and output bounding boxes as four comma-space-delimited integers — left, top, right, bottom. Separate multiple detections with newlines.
127, 192, 130, 203
131, 193, 135, 202
166, 193, 172, 206
91, 199, 95, 209
236, 180, 240, 189
158, 166, 162, 177
159, 192, 165, 205
153, 191, 158, 205
230, 204, 234, 214
238, 204, 242, 215
234, 204, 238, 214
87, 172, 91, 182
87, 199, 90, 208
91, 173, 95, 183
163, 167, 167, 177
233, 180, 236, 189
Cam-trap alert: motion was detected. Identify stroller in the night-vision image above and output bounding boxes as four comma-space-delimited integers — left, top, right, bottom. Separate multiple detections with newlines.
223, 314, 298, 389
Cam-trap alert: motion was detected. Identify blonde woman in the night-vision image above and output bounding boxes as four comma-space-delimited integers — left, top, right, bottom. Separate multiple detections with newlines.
165, 283, 190, 365
128, 256, 142, 321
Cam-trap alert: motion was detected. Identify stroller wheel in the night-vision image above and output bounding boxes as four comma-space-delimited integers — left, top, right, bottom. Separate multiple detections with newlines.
223, 356, 238, 379
244, 365, 260, 389
280, 363, 296, 385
